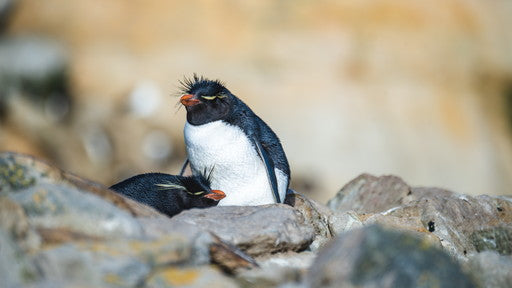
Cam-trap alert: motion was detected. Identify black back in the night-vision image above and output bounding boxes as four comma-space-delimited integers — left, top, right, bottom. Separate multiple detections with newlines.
109, 173, 218, 217
225, 97, 290, 175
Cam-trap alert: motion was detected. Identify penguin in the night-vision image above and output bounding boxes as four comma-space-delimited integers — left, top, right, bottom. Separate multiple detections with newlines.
109, 172, 225, 217
178, 75, 291, 206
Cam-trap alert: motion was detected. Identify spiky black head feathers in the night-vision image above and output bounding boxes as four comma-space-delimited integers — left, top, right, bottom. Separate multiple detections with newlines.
178, 74, 234, 125
179, 74, 229, 97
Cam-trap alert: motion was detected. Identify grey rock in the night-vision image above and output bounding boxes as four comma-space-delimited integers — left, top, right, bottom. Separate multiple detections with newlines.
0, 152, 163, 240
327, 211, 363, 236
305, 225, 475, 288
0, 229, 39, 288
144, 265, 238, 288
0, 152, 156, 217
209, 233, 260, 273
169, 204, 315, 256
0, 196, 41, 251
7, 182, 143, 239
327, 174, 512, 262
285, 191, 332, 250
32, 245, 104, 287
31, 234, 204, 288
137, 216, 213, 265
466, 251, 512, 288
327, 173, 411, 213
238, 251, 315, 287
391, 188, 512, 261
139, 216, 259, 271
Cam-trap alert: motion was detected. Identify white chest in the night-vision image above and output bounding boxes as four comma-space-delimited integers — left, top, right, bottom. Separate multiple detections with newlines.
184, 121, 287, 205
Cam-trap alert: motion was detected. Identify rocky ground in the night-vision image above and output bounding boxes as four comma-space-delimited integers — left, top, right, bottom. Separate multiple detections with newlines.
1, 151, 511, 288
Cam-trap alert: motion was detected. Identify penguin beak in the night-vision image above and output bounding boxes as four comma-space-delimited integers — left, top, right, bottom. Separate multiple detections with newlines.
203, 190, 226, 201
180, 94, 200, 107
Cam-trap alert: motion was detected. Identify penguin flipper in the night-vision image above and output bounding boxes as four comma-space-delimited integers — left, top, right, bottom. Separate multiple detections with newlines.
179, 158, 190, 176
253, 138, 281, 203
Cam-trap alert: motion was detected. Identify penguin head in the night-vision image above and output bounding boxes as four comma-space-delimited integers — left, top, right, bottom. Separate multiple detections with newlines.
179, 75, 233, 125
179, 173, 226, 201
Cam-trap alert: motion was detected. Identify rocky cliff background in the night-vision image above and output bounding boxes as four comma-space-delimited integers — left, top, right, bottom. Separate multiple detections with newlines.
1, 0, 512, 202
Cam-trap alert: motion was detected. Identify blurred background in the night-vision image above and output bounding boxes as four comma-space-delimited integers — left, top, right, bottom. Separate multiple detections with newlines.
1, 0, 511, 202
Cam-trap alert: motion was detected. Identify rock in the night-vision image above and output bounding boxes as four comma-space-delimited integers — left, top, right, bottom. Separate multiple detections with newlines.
0, 152, 250, 286
1, 151, 159, 216
3, 152, 510, 288
8, 182, 143, 239
237, 251, 315, 287
144, 266, 238, 288
137, 216, 259, 270
327, 174, 512, 262
388, 189, 512, 261
305, 225, 476, 288
0, 229, 39, 288
31, 235, 203, 288
0, 152, 144, 239
362, 213, 441, 246
165, 204, 315, 257
327, 211, 363, 236
285, 191, 332, 250
327, 174, 411, 213
0, 196, 41, 251
209, 234, 259, 273
466, 251, 512, 288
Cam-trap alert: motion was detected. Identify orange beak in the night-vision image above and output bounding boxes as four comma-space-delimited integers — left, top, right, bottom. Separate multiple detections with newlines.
180, 94, 200, 107
203, 190, 226, 201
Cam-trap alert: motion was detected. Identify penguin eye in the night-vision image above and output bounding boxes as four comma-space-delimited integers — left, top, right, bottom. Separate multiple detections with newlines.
187, 191, 205, 195
201, 95, 217, 100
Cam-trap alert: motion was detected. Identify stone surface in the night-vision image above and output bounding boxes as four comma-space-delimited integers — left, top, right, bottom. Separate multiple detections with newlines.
8, 182, 143, 239
237, 251, 315, 287
0, 151, 160, 216
466, 251, 512, 288
327, 174, 412, 213
305, 225, 476, 288
31, 236, 200, 288
0, 196, 41, 251
285, 191, 332, 250
327, 211, 363, 236
145, 266, 238, 288
0, 152, 144, 239
209, 233, 259, 273
168, 204, 315, 257
328, 174, 512, 262
1, 153, 511, 287
0, 229, 39, 288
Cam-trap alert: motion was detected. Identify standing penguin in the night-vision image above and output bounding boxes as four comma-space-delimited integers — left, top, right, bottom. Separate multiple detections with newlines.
179, 75, 290, 205
110, 173, 225, 217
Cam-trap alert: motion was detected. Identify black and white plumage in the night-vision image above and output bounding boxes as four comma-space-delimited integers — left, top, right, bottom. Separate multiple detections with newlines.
179, 75, 290, 206
109, 172, 225, 217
